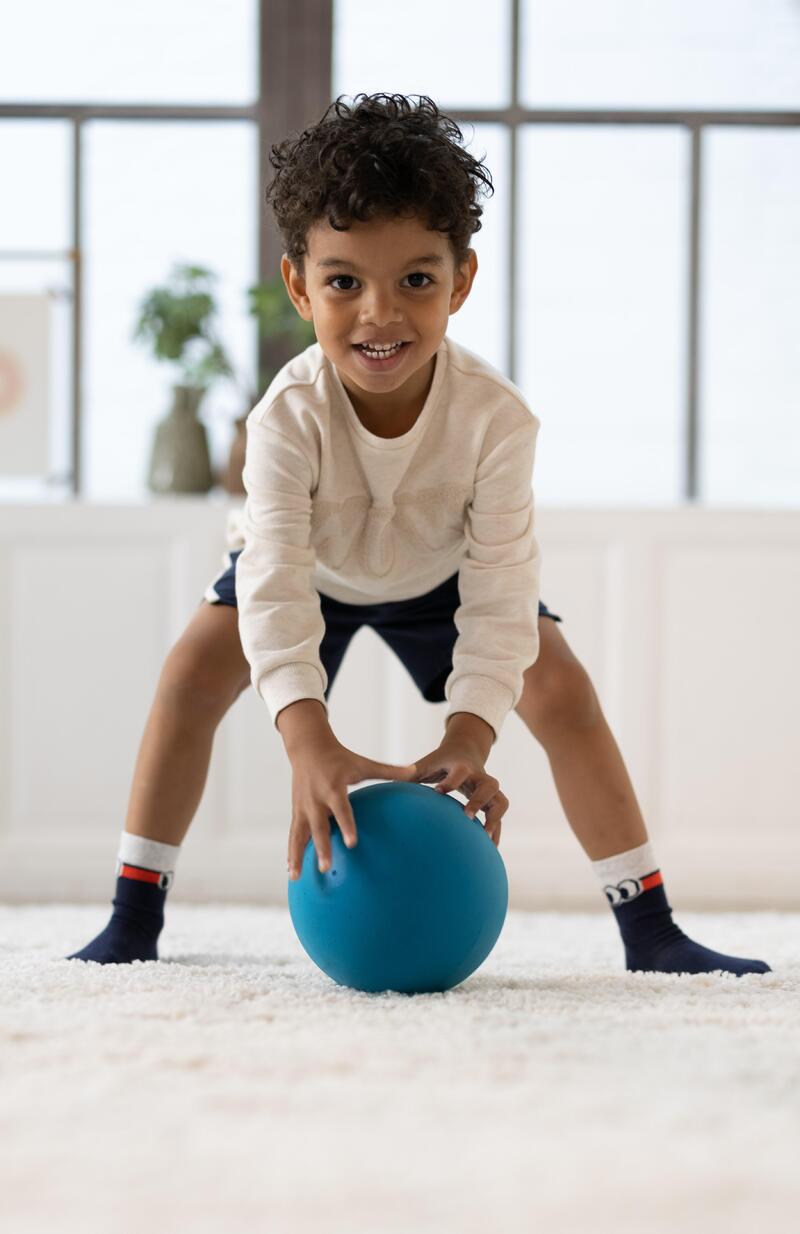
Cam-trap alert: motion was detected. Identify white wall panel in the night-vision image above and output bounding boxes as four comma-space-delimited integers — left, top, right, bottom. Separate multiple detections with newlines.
1, 502, 798, 910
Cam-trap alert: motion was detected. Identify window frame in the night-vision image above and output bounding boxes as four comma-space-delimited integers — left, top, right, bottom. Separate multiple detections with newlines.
0, 0, 332, 497
0, 0, 797, 500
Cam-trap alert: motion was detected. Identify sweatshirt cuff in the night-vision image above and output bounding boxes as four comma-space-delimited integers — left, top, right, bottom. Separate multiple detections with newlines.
256, 663, 328, 729
445, 674, 516, 745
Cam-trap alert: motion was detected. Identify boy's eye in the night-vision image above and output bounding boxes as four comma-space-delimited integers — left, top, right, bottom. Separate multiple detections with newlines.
326, 273, 433, 292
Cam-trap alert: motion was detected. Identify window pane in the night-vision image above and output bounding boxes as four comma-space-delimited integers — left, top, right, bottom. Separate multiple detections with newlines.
443, 125, 509, 374
0, 121, 72, 250
517, 126, 687, 505
83, 122, 258, 501
0, 0, 258, 104
701, 128, 800, 507
521, 0, 800, 110
334, 0, 511, 109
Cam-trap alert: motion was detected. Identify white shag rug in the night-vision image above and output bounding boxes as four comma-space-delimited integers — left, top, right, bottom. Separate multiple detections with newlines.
1, 906, 798, 1234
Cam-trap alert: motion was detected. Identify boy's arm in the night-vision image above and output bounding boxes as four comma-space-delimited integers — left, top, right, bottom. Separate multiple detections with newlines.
444, 711, 495, 762
276, 698, 335, 756
236, 409, 330, 733
445, 416, 541, 745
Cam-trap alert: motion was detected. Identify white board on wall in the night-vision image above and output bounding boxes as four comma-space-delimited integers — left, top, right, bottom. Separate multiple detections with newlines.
0, 294, 50, 475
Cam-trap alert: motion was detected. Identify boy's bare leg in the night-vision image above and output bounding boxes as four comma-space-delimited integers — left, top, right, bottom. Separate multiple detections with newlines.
535, 706, 649, 861
65, 602, 251, 963
123, 601, 252, 846
514, 617, 648, 861
513, 618, 770, 975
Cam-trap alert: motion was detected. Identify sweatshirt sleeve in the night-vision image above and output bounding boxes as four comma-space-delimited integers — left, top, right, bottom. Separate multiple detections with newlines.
235, 409, 328, 729
444, 417, 542, 744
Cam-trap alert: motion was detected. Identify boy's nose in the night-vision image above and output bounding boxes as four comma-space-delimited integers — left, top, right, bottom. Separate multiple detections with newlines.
360, 293, 403, 326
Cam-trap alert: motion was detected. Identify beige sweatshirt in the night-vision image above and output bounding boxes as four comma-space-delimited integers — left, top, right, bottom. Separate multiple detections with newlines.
227, 334, 542, 742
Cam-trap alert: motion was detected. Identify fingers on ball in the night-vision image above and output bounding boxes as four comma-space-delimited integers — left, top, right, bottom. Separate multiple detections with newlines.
334, 798, 358, 848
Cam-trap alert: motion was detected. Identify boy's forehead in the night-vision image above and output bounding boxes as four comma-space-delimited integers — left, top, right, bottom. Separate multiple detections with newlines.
306, 214, 451, 268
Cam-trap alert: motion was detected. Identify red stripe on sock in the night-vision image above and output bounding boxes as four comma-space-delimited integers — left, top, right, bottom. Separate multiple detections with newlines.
119, 863, 162, 885
641, 870, 663, 891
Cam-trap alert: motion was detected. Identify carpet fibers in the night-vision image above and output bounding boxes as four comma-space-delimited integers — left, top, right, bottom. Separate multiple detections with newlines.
1, 905, 798, 1234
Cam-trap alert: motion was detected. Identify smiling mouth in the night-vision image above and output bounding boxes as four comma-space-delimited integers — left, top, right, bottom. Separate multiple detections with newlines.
350, 341, 411, 370
353, 341, 409, 357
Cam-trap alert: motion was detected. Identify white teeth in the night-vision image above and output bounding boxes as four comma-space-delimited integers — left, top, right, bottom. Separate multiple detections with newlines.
360, 341, 403, 357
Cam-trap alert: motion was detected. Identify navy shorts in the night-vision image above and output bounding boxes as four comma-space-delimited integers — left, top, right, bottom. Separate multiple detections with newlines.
204, 549, 562, 703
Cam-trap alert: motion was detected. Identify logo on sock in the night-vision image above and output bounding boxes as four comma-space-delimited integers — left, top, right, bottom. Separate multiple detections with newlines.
604, 870, 662, 906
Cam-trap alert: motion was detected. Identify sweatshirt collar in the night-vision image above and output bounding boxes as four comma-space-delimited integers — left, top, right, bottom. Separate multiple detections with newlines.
327, 336, 448, 450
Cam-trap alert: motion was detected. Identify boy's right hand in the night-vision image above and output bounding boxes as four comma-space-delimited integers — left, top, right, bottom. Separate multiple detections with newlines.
286, 734, 417, 879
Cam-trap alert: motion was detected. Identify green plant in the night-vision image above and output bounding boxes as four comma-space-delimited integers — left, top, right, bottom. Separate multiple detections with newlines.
132, 263, 235, 390
247, 276, 317, 399
133, 263, 317, 408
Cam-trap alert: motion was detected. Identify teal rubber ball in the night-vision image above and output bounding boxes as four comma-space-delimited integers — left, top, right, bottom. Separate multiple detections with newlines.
287, 781, 509, 994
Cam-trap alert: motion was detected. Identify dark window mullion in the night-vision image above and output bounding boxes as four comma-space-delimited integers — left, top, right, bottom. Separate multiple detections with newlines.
258, 0, 332, 387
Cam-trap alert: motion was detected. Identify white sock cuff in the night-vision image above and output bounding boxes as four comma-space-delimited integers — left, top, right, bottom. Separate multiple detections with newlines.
118, 831, 181, 875
590, 840, 659, 887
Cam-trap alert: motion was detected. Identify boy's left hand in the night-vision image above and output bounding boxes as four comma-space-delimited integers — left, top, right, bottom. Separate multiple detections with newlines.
410, 737, 508, 847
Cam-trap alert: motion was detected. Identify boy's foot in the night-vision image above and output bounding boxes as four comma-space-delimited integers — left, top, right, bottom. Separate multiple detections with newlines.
65, 921, 159, 964
625, 922, 771, 976
65, 871, 166, 964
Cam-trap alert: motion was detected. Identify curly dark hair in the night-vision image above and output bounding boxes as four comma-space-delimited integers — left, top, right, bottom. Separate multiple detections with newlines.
265, 92, 494, 274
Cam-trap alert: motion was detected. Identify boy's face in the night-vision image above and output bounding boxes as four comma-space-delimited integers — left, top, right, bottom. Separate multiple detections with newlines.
280, 212, 477, 416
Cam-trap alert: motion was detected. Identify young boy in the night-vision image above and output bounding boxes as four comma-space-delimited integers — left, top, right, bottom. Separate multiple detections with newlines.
66, 93, 769, 977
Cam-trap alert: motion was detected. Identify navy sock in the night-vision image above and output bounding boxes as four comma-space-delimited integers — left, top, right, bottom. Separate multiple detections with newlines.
609, 876, 771, 976
66, 865, 170, 964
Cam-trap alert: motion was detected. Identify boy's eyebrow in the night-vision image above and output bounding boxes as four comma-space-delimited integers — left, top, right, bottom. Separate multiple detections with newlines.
315, 254, 445, 270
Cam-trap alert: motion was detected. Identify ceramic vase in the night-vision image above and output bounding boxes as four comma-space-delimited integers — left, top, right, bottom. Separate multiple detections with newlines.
147, 385, 213, 494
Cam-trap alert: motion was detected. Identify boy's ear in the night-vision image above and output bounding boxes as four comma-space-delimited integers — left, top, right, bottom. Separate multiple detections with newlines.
281, 253, 313, 321
449, 248, 478, 315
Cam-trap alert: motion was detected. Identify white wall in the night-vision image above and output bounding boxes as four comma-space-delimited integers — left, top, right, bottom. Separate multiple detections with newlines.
1, 500, 798, 910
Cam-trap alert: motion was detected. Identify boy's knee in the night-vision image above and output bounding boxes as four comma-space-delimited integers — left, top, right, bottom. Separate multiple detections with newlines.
159, 638, 249, 713
519, 657, 599, 735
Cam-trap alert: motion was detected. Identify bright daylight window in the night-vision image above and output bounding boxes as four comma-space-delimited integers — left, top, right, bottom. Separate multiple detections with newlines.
0, 0, 797, 505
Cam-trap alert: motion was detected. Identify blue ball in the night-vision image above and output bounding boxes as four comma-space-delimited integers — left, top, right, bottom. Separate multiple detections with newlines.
287, 781, 508, 994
